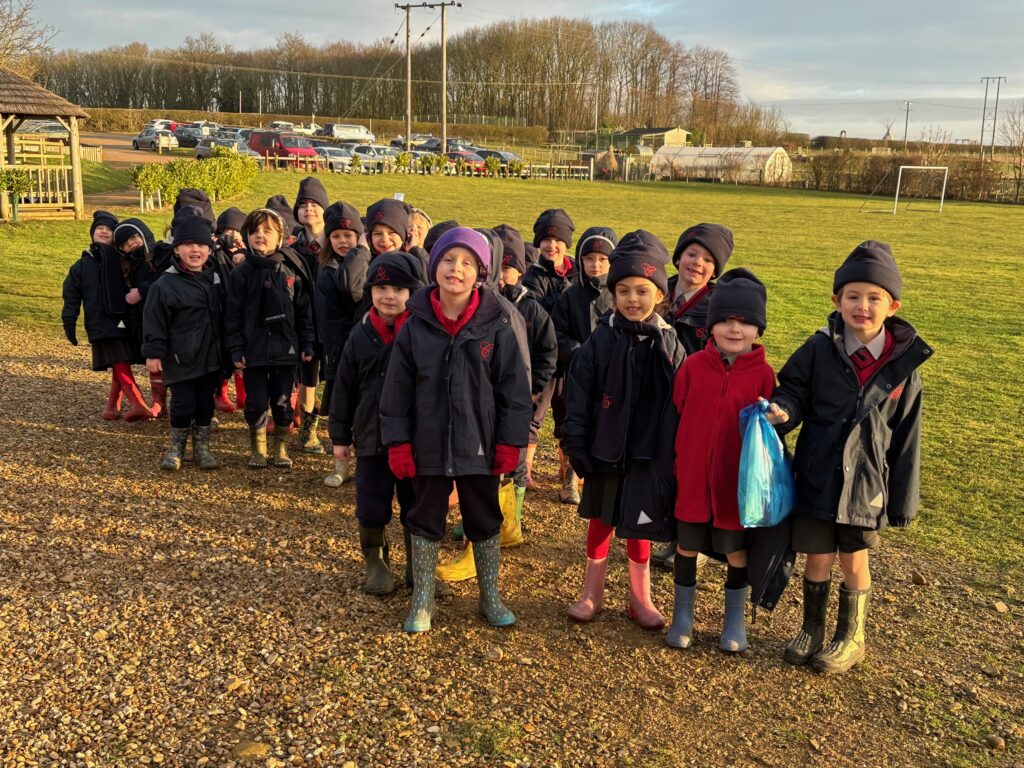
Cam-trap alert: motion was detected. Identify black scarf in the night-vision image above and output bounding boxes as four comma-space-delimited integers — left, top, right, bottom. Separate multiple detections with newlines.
591, 312, 675, 464
98, 243, 129, 316
245, 250, 288, 325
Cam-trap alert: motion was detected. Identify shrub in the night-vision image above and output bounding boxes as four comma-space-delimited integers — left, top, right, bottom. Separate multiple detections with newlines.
484, 156, 501, 177
130, 152, 259, 206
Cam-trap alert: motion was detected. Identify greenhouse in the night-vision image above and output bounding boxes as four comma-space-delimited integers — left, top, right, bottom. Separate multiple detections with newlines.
650, 145, 792, 185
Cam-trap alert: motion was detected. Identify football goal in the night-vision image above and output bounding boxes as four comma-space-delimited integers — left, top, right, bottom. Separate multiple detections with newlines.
892, 165, 948, 214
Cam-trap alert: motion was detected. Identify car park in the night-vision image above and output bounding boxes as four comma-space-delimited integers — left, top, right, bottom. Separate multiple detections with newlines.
19, 120, 70, 139
316, 123, 375, 143
195, 136, 260, 159
173, 126, 203, 148
268, 121, 295, 132
313, 146, 354, 172
133, 128, 178, 151
292, 122, 322, 136
476, 149, 522, 165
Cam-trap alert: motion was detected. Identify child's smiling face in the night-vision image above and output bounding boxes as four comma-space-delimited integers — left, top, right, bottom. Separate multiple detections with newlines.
675, 242, 716, 292
371, 284, 411, 322
175, 242, 211, 272
93, 225, 113, 245
119, 234, 144, 254
833, 281, 901, 344
614, 276, 664, 322
248, 223, 281, 255
329, 228, 358, 258
712, 317, 758, 356
500, 266, 521, 289
582, 252, 609, 278
371, 224, 403, 254
538, 237, 567, 265
436, 246, 480, 298
297, 200, 324, 230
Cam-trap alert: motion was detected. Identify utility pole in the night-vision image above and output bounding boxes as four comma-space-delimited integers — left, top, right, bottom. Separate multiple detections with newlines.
989, 76, 1006, 160
979, 77, 1002, 159
902, 101, 912, 150
396, 2, 459, 153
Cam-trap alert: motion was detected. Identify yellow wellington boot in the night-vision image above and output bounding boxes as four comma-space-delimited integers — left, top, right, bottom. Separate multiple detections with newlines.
436, 543, 476, 582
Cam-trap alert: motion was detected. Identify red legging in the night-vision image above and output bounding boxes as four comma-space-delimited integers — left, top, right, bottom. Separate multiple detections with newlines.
111, 361, 139, 392
585, 519, 650, 563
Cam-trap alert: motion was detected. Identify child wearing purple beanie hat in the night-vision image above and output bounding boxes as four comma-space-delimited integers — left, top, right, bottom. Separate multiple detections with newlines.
379, 227, 532, 634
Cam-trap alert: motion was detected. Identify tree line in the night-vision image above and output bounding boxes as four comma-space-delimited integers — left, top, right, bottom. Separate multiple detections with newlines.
34, 18, 788, 146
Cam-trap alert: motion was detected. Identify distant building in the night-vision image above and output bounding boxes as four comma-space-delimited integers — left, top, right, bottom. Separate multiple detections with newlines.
651, 145, 793, 185
609, 126, 691, 151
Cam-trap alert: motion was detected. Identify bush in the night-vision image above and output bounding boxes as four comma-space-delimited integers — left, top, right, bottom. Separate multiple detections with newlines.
484, 156, 501, 177
130, 151, 259, 205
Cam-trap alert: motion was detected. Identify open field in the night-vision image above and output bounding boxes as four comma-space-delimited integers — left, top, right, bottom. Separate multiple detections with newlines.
0, 176, 1021, 767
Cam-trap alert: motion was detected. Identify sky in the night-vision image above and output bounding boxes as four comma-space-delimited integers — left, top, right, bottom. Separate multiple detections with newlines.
33, 0, 1024, 141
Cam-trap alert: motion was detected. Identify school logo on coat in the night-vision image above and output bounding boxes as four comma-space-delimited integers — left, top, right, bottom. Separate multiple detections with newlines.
286, 276, 295, 288
601, 393, 612, 409
641, 262, 656, 277
636, 509, 653, 525
376, 267, 390, 281
695, 327, 707, 339
479, 342, 494, 361
890, 384, 905, 401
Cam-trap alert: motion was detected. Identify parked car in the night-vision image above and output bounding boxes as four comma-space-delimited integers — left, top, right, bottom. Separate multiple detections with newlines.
195, 136, 261, 159
143, 118, 177, 133
445, 150, 487, 173
215, 127, 249, 140
133, 128, 178, 151
314, 146, 354, 172
316, 122, 376, 143
292, 122, 322, 136
419, 137, 475, 154
476, 149, 522, 165
247, 131, 318, 162
268, 121, 295, 132
390, 133, 435, 148
20, 120, 69, 139
173, 126, 203, 148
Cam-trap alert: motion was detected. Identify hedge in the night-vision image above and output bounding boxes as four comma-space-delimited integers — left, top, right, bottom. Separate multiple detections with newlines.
130, 148, 259, 205
81, 108, 548, 148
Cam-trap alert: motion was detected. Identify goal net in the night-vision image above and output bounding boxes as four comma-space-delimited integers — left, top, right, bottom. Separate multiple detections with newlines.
893, 165, 948, 214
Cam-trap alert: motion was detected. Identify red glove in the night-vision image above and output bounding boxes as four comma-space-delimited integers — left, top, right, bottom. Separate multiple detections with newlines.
388, 443, 417, 479
492, 444, 521, 476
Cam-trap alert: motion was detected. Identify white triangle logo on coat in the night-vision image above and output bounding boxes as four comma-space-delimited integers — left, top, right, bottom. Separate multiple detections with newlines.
117, 320, 126, 329
288, 346, 295, 355
213, 273, 221, 284
869, 493, 884, 508
637, 510, 653, 525
478, 443, 485, 456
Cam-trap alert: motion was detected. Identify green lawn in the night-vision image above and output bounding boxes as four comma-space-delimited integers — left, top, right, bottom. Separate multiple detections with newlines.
81, 159, 132, 194
1, 175, 1020, 583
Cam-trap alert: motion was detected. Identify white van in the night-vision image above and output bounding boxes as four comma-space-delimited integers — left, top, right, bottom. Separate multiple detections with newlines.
317, 123, 376, 143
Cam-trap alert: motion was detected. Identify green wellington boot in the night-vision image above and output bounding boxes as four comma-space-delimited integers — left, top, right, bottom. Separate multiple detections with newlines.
298, 408, 324, 454
811, 586, 871, 674
192, 424, 220, 470
160, 426, 189, 471
403, 535, 440, 633
359, 526, 396, 595
272, 432, 292, 468
248, 427, 268, 468
783, 578, 832, 665
472, 534, 516, 627
402, 525, 449, 597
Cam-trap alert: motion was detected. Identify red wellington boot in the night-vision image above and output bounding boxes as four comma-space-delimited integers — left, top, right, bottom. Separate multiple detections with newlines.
214, 379, 236, 414
101, 372, 123, 420
113, 363, 154, 422
233, 372, 246, 410
149, 372, 167, 419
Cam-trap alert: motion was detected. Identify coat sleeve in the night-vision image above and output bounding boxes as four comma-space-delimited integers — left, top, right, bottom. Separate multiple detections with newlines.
140, 281, 169, 360
379, 322, 417, 446
316, 266, 347, 359
771, 338, 815, 435
339, 245, 371, 305
327, 331, 360, 447
885, 371, 923, 527
672, 358, 690, 415
550, 291, 580, 369
61, 261, 83, 331
224, 266, 247, 361
491, 322, 533, 448
529, 303, 558, 395
561, 333, 598, 456
294, 269, 316, 351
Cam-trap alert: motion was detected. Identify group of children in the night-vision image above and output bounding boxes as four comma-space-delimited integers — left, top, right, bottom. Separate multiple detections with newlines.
61, 184, 931, 673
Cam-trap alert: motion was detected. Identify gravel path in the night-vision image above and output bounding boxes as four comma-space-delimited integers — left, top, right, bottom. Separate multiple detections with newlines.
0, 323, 1020, 768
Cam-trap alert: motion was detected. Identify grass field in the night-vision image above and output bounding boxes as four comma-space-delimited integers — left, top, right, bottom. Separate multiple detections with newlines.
81, 159, 132, 195
2, 174, 1021, 583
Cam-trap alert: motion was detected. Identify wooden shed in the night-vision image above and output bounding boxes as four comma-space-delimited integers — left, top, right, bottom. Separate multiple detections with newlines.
651, 145, 792, 185
0, 66, 90, 222
610, 126, 691, 151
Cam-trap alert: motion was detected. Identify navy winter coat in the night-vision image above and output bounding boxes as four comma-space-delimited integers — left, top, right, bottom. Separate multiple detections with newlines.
61, 245, 132, 344
380, 287, 532, 477
664, 277, 715, 356
501, 283, 557, 395
521, 256, 577, 315
772, 313, 932, 529
224, 252, 315, 368
316, 246, 371, 380
141, 262, 224, 385
550, 274, 613, 371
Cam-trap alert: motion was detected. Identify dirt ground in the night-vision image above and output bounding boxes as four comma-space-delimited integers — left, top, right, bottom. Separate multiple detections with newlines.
82, 132, 184, 169
0, 322, 1021, 768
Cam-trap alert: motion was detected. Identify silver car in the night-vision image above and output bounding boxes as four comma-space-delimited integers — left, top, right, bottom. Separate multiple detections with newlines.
314, 146, 353, 172
133, 129, 178, 151
195, 137, 260, 159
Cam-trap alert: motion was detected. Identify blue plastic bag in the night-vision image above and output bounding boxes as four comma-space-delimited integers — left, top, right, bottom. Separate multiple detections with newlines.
737, 400, 796, 528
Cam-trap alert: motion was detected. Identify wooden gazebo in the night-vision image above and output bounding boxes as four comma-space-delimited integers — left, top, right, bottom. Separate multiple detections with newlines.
0, 66, 89, 222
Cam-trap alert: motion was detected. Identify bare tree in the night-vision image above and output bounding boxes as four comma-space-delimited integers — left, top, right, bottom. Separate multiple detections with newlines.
999, 100, 1024, 203
0, 0, 56, 76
